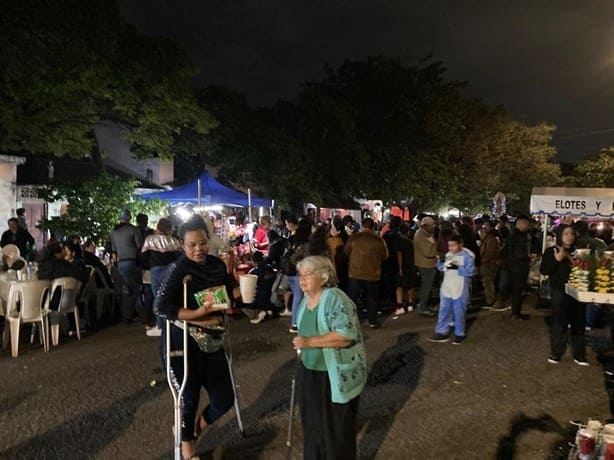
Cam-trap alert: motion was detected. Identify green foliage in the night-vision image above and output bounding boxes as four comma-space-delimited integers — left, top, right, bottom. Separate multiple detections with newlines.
37, 174, 168, 243
568, 148, 614, 187
0, 0, 216, 160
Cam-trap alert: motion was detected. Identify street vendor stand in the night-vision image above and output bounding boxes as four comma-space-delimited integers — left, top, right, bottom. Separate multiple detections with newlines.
530, 187, 614, 305
530, 186, 614, 253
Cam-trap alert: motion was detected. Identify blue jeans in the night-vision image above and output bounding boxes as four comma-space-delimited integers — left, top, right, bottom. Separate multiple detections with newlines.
417, 267, 436, 312
287, 275, 303, 327
150, 265, 169, 328
117, 260, 142, 322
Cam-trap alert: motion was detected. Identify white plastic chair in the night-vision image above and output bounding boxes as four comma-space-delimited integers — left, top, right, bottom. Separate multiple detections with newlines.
2, 244, 20, 260
48, 277, 82, 346
6, 279, 51, 357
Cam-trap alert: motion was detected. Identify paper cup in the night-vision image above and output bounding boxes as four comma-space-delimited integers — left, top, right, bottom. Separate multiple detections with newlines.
239, 274, 258, 304
604, 434, 614, 460
577, 428, 596, 455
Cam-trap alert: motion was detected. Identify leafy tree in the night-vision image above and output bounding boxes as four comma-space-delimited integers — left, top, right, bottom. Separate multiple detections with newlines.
568, 148, 614, 187
0, 0, 216, 165
37, 174, 168, 243
175, 56, 561, 215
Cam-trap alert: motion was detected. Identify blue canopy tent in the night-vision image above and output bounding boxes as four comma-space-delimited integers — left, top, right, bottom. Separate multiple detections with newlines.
138, 172, 273, 208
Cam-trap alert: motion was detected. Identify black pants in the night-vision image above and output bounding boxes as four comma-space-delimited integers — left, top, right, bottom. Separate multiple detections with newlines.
167, 345, 235, 441
550, 289, 586, 360
300, 366, 359, 460
509, 266, 529, 316
348, 278, 379, 325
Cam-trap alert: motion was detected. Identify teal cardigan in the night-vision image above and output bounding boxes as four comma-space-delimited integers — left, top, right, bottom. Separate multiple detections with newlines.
297, 287, 367, 403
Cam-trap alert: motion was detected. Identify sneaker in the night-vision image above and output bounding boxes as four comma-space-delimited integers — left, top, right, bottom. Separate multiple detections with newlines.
547, 355, 561, 364
279, 310, 292, 317
393, 307, 407, 316
146, 326, 162, 337
491, 305, 511, 312
574, 358, 590, 367
452, 335, 465, 345
289, 326, 298, 334
250, 310, 267, 325
418, 309, 437, 317
368, 322, 381, 329
427, 333, 450, 343
585, 326, 592, 332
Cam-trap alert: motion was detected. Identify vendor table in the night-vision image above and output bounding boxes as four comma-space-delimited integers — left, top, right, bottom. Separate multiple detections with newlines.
565, 284, 614, 304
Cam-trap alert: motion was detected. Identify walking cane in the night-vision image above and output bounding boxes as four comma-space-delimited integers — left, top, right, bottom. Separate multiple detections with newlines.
286, 349, 302, 457
165, 275, 191, 460
223, 312, 246, 437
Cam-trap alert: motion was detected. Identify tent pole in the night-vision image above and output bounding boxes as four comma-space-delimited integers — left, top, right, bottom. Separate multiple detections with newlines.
248, 188, 252, 222
542, 214, 548, 254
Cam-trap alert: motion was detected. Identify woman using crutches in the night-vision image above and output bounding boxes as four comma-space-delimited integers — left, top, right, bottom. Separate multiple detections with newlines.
155, 216, 238, 460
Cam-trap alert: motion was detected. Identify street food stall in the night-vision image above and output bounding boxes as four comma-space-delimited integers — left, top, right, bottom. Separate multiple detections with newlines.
530, 187, 614, 304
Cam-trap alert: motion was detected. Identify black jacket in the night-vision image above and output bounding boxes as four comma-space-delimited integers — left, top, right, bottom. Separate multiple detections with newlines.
503, 230, 531, 270
154, 254, 236, 351
540, 246, 575, 291
1, 227, 34, 256
39, 258, 88, 285
83, 251, 113, 288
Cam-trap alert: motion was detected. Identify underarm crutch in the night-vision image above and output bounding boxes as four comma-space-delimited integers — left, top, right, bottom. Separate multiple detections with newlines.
223, 312, 245, 437
165, 275, 191, 460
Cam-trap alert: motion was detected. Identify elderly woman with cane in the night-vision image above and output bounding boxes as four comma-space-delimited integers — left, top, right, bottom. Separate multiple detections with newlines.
155, 216, 238, 460
292, 255, 367, 460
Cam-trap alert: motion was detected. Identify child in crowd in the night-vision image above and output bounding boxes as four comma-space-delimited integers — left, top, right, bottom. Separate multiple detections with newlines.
428, 234, 475, 344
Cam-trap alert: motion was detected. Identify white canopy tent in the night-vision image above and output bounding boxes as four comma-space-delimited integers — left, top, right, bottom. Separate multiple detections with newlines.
530, 186, 614, 218
530, 186, 614, 252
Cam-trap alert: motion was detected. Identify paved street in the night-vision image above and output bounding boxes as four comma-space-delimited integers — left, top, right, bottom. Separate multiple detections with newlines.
1, 294, 612, 460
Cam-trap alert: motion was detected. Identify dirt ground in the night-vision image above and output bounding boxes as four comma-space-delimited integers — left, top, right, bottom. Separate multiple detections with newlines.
1, 292, 612, 459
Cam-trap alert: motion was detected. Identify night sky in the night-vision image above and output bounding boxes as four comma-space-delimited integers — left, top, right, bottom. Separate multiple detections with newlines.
120, 1, 614, 163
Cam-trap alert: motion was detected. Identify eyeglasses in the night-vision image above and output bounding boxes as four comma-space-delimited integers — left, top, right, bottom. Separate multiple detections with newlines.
298, 271, 316, 279
184, 240, 209, 250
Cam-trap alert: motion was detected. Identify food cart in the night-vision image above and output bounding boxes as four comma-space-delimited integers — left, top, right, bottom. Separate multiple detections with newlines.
530, 187, 614, 305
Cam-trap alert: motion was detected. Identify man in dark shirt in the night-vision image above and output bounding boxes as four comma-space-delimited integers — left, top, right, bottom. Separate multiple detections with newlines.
501, 215, 533, 320
110, 209, 144, 323
82, 240, 113, 288
1, 217, 34, 257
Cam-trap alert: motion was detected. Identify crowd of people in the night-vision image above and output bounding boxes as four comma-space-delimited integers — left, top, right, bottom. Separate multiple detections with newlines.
3, 205, 611, 459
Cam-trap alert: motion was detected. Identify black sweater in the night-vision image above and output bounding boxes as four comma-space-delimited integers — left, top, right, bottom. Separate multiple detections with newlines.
154, 254, 236, 351
540, 246, 575, 291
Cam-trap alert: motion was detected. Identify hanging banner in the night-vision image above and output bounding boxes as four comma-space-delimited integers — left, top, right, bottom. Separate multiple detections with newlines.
530, 187, 614, 217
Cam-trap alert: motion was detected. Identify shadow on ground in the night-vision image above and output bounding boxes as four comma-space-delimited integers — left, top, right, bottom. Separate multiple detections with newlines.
193, 357, 297, 459
0, 384, 166, 460
358, 332, 425, 459
495, 412, 574, 460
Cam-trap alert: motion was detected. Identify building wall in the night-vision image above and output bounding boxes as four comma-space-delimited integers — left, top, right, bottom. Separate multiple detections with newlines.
94, 121, 174, 185
0, 162, 19, 235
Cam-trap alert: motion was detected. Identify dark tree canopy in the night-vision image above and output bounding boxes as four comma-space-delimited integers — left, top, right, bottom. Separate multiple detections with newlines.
0, 0, 216, 162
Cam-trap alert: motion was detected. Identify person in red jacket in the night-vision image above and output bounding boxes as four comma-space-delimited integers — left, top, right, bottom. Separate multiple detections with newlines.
253, 215, 272, 256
